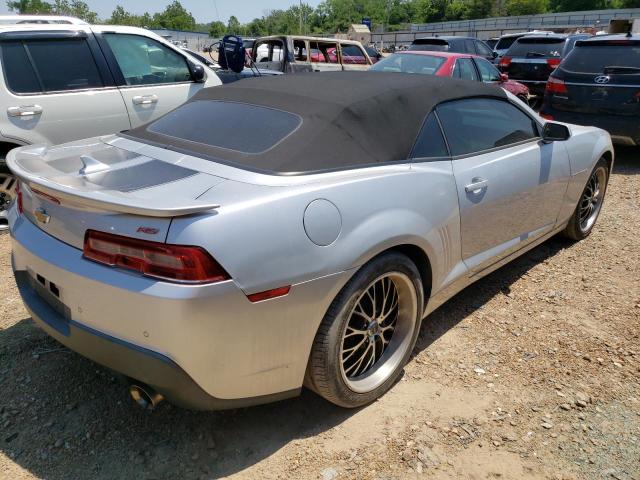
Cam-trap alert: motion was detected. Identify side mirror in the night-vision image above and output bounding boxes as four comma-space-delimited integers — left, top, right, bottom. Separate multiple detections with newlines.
190, 63, 206, 83
542, 122, 570, 142
500, 73, 509, 82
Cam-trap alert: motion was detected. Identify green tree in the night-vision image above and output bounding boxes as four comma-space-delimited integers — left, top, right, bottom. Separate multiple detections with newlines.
227, 15, 242, 34
108, 5, 153, 27
208, 20, 226, 37
549, 0, 606, 10
152, 0, 196, 31
52, 0, 98, 23
464, 0, 494, 19
505, 0, 549, 15
6, 0, 52, 13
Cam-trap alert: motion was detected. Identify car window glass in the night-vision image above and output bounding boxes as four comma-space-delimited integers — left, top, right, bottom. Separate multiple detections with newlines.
147, 100, 301, 154
495, 35, 520, 51
463, 39, 476, 54
410, 113, 449, 159
562, 43, 640, 73
0, 41, 40, 93
408, 40, 449, 52
370, 53, 446, 74
104, 34, 191, 86
475, 41, 493, 57
341, 44, 367, 64
453, 58, 478, 81
507, 38, 564, 57
3, 38, 103, 93
437, 98, 538, 156
475, 57, 501, 82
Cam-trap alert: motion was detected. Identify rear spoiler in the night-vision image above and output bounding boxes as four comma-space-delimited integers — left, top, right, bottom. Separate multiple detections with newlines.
7, 150, 220, 218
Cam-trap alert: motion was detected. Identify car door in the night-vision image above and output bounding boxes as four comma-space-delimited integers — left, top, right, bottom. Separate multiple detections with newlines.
0, 30, 130, 146
339, 43, 371, 71
310, 40, 342, 72
473, 57, 502, 85
436, 97, 570, 272
452, 57, 479, 81
99, 32, 205, 128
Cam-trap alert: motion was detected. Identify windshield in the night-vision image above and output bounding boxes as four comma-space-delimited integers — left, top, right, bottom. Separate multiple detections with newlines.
370, 53, 446, 74
495, 35, 522, 51
562, 43, 640, 74
507, 38, 565, 57
409, 40, 449, 52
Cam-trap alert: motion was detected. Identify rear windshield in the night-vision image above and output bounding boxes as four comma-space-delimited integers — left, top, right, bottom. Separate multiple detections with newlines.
409, 39, 449, 52
371, 54, 446, 75
507, 38, 565, 57
562, 43, 640, 74
146, 101, 301, 154
495, 35, 522, 51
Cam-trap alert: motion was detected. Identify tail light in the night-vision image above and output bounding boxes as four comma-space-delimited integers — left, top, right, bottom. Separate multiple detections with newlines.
15, 180, 23, 214
546, 76, 567, 95
547, 58, 561, 69
499, 56, 511, 68
539, 113, 554, 120
83, 230, 230, 284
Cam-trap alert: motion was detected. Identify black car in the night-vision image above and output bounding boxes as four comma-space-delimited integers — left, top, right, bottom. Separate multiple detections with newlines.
498, 34, 568, 99
409, 36, 496, 61
540, 34, 640, 146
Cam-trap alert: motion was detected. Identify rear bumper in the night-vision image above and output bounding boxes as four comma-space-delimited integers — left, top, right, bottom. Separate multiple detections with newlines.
14, 270, 298, 409
539, 107, 640, 146
9, 213, 351, 409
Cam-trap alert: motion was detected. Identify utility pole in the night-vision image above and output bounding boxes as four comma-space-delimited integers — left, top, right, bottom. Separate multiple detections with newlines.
299, 0, 303, 35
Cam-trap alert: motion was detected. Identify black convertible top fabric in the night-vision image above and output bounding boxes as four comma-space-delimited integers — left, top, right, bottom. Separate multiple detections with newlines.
125, 71, 507, 174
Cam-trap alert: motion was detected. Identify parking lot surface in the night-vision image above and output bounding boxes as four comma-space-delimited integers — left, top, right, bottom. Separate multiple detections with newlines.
0, 148, 638, 480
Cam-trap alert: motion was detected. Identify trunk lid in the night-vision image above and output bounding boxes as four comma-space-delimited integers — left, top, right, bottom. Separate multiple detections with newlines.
8, 136, 225, 249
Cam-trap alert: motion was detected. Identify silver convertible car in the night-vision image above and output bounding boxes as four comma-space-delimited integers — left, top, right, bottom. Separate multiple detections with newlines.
7, 73, 612, 410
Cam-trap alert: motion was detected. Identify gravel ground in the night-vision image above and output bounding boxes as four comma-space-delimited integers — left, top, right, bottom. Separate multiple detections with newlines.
0, 147, 638, 480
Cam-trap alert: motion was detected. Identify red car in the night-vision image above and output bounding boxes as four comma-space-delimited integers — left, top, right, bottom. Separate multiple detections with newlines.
371, 51, 530, 104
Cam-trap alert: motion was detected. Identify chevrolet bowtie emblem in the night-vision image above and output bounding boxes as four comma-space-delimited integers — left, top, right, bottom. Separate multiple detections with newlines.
34, 207, 51, 224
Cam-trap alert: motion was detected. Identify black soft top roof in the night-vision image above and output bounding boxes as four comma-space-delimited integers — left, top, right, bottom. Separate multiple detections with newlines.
125, 71, 507, 175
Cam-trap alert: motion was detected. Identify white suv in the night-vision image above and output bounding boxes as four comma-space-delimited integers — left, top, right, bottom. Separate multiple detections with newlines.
0, 20, 221, 229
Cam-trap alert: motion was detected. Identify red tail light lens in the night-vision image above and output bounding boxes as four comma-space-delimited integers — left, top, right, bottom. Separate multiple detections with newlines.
15, 180, 23, 214
547, 58, 561, 69
83, 230, 230, 284
499, 56, 511, 68
539, 113, 554, 120
546, 76, 567, 95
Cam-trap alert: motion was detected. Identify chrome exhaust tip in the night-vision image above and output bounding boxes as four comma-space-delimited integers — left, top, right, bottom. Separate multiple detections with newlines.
129, 384, 164, 410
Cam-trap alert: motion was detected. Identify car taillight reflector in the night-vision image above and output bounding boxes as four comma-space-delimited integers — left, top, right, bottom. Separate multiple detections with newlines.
499, 56, 511, 68
539, 113, 554, 120
15, 180, 23, 214
83, 230, 230, 284
546, 77, 567, 94
247, 286, 291, 303
547, 58, 561, 68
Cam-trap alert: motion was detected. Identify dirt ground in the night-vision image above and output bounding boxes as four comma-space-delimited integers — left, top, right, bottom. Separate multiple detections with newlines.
0, 148, 638, 480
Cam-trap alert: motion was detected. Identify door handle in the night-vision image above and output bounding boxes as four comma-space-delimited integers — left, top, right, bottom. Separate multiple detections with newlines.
132, 95, 158, 105
465, 177, 489, 193
8, 105, 43, 117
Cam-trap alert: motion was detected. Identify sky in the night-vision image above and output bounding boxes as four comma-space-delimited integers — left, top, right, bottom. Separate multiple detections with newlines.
0, 0, 322, 24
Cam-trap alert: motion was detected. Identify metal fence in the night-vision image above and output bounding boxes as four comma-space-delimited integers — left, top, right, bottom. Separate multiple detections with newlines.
372, 8, 640, 45
150, 29, 213, 51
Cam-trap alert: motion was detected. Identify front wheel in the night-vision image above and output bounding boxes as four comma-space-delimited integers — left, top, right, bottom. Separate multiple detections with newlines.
562, 158, 609, 241
306, 252, 424, 408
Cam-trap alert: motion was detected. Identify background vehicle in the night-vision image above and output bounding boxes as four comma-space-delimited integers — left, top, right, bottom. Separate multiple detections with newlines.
409, 36, 496, 61
498, 34, 569, 102
492, 31, 554, 63
364, 45, 382, 63
0, 15, 86, 25
371, 51, 530, 103
486, 37, 499, 50
540, 34, 640, 146
253, 35, 372, 73
0, 21, 220, 231
7, 73, 612, 410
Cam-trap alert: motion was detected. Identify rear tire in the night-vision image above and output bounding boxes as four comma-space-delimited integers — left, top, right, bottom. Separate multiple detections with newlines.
307, 252, 424, 408
562, 158, 609, 241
